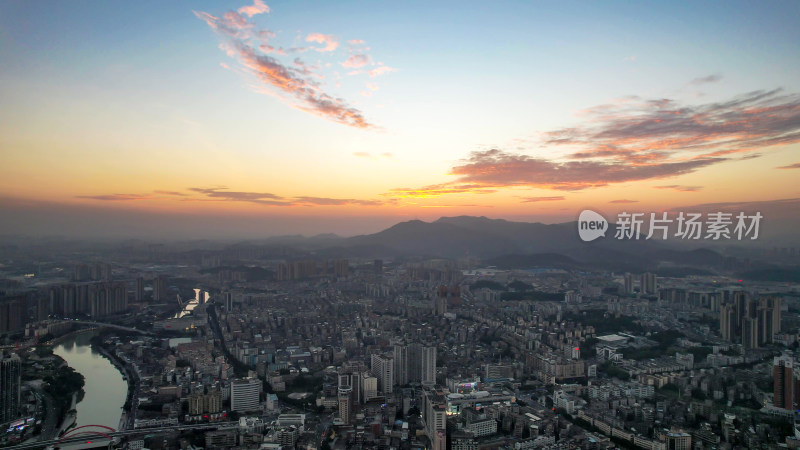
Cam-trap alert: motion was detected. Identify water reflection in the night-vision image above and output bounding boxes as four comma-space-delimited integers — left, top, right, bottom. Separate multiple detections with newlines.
53, 332, 127, 430
174, 298, 199, 318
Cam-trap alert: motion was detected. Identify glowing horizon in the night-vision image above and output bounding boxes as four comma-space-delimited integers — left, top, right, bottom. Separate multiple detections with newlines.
1, 0, 799, 237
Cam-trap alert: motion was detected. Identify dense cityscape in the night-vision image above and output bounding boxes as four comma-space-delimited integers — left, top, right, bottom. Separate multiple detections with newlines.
2, 0, 800, 449
0, 220, 799, 449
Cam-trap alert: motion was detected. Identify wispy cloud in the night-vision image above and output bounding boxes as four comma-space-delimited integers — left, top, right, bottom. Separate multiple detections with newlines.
188, 187, 286, 205
368, 65, 396, 78
385, 183, 497, 198
77, 194, 152, 201
81, 187, 393, 208
385, 150, 722, 198
450, 149, 721, 191
777, 163, 800, 169
386, 86, 800, 198
654, 185, 702, 192
293, 196, 386, 206
353, 152, 392, 159
153, 190, 189, 196
341, 54, 371, 68
194, 4, 375, 128
689, 73, 722, 86
77, 190, 190, 201
520, 196, 565, 202
609, 199, 638, 204
545, 88, 800, 162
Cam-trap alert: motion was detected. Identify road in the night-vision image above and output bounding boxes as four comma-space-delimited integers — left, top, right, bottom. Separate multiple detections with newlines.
5, 422, 239, 450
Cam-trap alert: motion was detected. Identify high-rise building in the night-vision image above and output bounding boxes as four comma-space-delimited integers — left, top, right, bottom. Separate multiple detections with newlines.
640, 272, 657, 294
135, 277, 145, 302
720, 293, 781, 349
421, 346, 437, 386
188, 389, 222, 415
333, 259, 349, 277
153, 275, 168, 302
362, 376, 378, 402
223, 292, 234, 311
337, 385, 352, 424
370, 354, 394, 395
393, 344, 408, 386
720, 304, 735, 341
374, 259, 383, 276
408, 343, 423, 383
72, 264, 89, 282
0, 353, 21, 423
89, 263, 112, 281
0, 296, 27, 334
230, 379, 261, 412
773, 356, 798, 410
422, 387, 447, 450
623, 273, 633, 295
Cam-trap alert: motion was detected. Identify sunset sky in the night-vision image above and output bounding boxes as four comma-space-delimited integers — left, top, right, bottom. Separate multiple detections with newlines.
1, 1, 799, 238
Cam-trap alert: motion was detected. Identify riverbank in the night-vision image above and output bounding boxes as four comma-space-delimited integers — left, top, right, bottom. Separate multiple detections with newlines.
52, 332, 128, 432
89, 334, 139, 431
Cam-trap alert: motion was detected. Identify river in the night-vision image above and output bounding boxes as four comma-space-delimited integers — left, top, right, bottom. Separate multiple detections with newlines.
52, 332, 128, 431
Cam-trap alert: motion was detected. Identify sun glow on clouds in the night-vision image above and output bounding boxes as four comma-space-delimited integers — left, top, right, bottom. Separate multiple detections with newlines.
194, 1, 395, 129
386, 86, 800, 200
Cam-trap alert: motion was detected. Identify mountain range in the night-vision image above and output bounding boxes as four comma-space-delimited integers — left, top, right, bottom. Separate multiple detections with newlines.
252, 216, 768, 275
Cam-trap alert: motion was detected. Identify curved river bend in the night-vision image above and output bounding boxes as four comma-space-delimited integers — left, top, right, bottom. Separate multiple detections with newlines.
52, 332, 128, 431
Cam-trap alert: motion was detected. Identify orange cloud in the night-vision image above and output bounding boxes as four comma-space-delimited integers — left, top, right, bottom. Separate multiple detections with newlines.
79, 187, 395, 208
654, 185, 702, 192
77, 194, 153, 201
385, 183, 497, 199
520, 196, 565, 202
386, 86, 800, 198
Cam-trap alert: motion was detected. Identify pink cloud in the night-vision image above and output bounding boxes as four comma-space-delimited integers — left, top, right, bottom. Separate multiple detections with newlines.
341, 54, 372, 68
195, 8, 373, 128
546, 88, 800, 163
384, 86, 800, 198
368, 65, 396, 77
238, 0, 270, 17
305, 33, 339, 52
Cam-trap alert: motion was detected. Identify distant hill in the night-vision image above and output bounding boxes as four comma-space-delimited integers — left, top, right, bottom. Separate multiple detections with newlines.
282, 215, 772, 275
